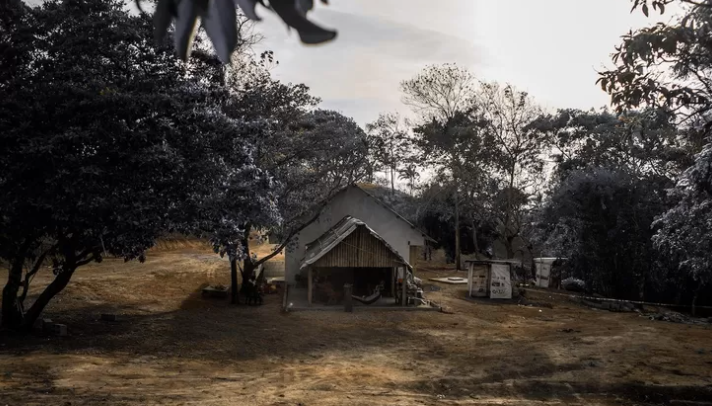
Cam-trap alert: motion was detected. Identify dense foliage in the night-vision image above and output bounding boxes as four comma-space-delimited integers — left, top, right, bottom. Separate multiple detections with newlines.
0, 0, 368, 328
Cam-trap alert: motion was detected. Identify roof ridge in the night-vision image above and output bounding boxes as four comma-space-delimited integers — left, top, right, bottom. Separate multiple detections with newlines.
351, 184, 436, 243
300, 216, 412, 270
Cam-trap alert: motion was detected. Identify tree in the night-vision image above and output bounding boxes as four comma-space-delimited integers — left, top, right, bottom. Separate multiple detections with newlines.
0, 0, 275, 328
398, 163, 420, 196
597, 0, 712, 307
530, 108, 690, 183
652, 143, 712, 314
411, 111, 491, 269
234, 108, 371, 297
531, 107, 690, 300
401, 63, 475, 122
365, 113, 411, 195
598, 0, 712, 133
538, 168, 669, 299
475, 82, 547, 259
401, 64, 484, 270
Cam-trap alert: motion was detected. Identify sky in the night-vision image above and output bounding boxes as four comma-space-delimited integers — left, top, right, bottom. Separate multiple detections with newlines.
250, 0, 680, 126
23, 0, 679, 126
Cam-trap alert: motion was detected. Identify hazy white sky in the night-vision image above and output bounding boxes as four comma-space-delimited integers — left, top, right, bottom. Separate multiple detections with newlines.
24, 0, 679, 126
252, 0, 680, 125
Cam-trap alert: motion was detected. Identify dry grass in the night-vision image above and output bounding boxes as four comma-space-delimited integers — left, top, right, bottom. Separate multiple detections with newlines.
1, 243, 711, 406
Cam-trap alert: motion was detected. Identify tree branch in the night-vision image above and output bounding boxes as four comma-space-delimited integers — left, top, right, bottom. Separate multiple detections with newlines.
18, 248, 52, 306
254, 202, 325, 266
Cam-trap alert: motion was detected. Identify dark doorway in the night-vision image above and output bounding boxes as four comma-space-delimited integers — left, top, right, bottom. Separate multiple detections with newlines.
353, 267, 392, 297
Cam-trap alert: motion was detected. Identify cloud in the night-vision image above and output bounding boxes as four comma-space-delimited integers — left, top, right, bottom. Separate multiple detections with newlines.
254, 8, 487, 125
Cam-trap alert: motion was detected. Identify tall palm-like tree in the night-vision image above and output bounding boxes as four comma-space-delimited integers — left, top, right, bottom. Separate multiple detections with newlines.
398, 164, 420, 196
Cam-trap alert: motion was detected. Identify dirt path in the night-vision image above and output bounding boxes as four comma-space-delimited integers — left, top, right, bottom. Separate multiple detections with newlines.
1, 249, 711, 405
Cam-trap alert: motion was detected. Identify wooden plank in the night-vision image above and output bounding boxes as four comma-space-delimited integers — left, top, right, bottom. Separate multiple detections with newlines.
308, 267, 313, 305
391, 267, 396, 299
401, 268, 407, 306
312, 226, 400, 268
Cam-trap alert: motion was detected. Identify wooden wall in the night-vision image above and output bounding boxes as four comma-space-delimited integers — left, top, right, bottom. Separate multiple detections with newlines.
312, 226, 400, 268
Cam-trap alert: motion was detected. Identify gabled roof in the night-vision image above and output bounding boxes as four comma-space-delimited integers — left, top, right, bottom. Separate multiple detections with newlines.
311, 183, 435, 243
300, 216, 412, 270
353, 184, 436, 243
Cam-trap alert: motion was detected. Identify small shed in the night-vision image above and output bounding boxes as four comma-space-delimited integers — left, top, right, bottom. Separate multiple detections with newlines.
533, 257, 567, 288
300, 216, 412, 306
466, 260, 520, 299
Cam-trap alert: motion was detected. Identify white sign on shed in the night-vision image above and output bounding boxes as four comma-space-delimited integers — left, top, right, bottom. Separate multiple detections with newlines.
489, 263, 512, 299
467, 264, 488, 298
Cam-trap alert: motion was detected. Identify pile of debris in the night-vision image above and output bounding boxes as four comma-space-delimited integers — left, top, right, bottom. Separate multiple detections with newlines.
643, 311, 711, 326
567, 291, 712, 326
580, 298, 638, 313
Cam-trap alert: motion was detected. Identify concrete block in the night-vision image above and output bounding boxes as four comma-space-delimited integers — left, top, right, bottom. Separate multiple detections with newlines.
41, 318, 54, 332
53, 324, 67, 337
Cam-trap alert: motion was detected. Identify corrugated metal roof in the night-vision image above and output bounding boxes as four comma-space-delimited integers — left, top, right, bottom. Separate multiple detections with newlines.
293, 184, 436, 244
354, 184, 437, 243
300, 216, 412, 270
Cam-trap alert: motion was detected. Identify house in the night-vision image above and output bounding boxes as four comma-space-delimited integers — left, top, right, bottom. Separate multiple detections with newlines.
300, 216, 413, 305
285, 184, 434, 306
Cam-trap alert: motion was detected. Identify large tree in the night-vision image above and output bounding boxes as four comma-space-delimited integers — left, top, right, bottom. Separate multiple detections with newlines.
652, 143, 712, 314
365, 113, 412, 195
0, 0, 274, 329
225, 101, 371, 299
599, 0, 712, 131
538, 168, 669, 299
401, 64, 485, 270
597, 0, 712, 307
474, 82, 547, 259
531, 107, 688, 300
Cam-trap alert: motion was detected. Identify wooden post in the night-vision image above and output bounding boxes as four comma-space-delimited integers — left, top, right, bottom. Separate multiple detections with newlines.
391, 266, 396, 300
401, 268, 407, 306
282, 284, 289, 311
308, 267, 313, 305
344, 284, 353, 312
486, 264, 492, 298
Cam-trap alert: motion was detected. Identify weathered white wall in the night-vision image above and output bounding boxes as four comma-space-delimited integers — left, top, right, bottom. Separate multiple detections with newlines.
285, 186, 426, 284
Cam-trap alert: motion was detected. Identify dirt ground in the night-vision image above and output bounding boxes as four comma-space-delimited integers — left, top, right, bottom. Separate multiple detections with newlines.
1, 242, 711, 406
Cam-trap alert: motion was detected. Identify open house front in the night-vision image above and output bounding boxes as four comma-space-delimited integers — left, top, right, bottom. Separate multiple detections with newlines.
286, 216, 435, 310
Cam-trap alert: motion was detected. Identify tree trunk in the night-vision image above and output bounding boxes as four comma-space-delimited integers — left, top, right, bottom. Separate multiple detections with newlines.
505, 236, 515, 259
454, 184, 461, 271
503, 167, 516, 259
22, 264, 77, 330
240, 224, 254, 297
1, 256, 26, 329
230, 257, 240, 304
241, 259, 256, 297
692, 292, 698, 317
1, 238, 33, 329
471, 218, 479, 259
390, 166, 395, 195
691, 285, 703, 317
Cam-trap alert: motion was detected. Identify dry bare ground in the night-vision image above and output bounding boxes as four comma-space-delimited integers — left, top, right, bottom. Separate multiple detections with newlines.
1, 242, 711, 406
